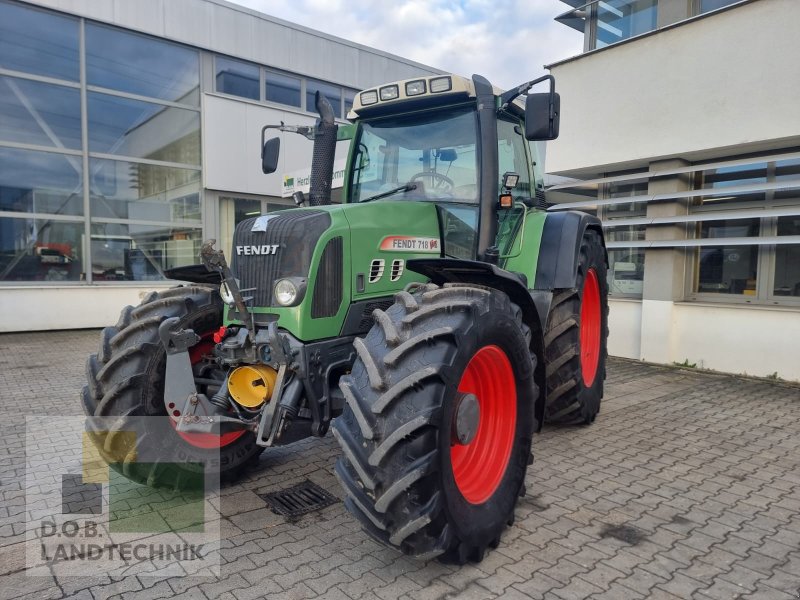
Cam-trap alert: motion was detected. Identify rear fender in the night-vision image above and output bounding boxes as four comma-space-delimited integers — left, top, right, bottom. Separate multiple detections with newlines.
407, 258, 546, 431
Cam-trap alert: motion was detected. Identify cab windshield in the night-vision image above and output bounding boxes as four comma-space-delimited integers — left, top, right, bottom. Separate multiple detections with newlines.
348, 105, 478, 204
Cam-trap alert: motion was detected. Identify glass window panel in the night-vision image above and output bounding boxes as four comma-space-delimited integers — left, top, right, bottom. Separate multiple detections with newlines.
695, 162, 768, 208
0, 76, 81, 149
89, 222, 201, 281
0, 216, 84, 281
605, 180, 648, 216
0, 147, 83, 215
702, 163, 767, 189
0, 1, 79, 81
695, 218, 759, 295
607, 248, 644, 296
774, 158, 800, 201
595, 0, 657, 49
88, 92, 200, 164
497, 118, 532, 200
265, 71, 301, 107
215, 57, 259, 100
89, 159, 200, 222
307, 79, 341, 117
86, 24, 199, 105
344, 89, 356, 115
700, 0, 741, 13
774, 216, 800, 297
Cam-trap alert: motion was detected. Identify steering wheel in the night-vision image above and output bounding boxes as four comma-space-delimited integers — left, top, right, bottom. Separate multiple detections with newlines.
409, 171, 455, 193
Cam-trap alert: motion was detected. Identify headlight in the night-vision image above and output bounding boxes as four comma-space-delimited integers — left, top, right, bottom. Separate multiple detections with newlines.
274, 278, 306, 306
220, 281, 235, 305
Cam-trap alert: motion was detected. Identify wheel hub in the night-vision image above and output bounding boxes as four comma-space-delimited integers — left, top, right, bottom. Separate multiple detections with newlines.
452, 392, 480, 445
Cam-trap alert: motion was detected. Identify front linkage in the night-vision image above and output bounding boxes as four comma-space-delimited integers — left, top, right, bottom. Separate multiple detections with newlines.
156, 239, 353, 449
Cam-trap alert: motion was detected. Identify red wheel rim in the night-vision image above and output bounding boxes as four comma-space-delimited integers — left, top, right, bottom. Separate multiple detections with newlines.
450, 345, 517, 505
171, 332, 246, 449
580, 268, 601, 387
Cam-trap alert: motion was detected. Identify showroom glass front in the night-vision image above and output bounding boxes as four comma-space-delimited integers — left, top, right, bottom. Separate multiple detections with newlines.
0, 1, 201, 283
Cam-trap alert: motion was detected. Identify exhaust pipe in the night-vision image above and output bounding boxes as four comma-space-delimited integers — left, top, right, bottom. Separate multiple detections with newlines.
308, 91, 338, 206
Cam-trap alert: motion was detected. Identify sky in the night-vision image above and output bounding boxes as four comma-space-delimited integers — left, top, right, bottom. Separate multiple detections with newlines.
226, 0, 583, 90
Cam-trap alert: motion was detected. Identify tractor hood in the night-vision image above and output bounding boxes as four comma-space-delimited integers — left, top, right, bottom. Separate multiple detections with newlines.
227, 201, 441, 341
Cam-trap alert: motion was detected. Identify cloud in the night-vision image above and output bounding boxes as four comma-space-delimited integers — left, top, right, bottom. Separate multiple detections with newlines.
227, 0, 583, 89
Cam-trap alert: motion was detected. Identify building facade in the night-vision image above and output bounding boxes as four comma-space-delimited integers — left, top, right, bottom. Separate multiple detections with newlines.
0, 0, 440, 331
549, 0, 800, 380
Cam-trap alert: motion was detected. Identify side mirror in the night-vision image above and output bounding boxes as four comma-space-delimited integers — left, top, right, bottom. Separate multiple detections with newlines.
525, 92, 560, 141
261, 137, 280, 174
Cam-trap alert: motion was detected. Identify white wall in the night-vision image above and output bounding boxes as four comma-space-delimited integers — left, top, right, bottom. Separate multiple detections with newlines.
548, 0, 800, 176
670, 302, 800, 381
0, 285, 175, 332
607, 298, 642, 360
608, 298, 800, 382
203, 94, 351, 197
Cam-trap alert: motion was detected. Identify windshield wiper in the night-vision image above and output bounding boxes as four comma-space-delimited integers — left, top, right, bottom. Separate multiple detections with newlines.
359, 183, 417, 203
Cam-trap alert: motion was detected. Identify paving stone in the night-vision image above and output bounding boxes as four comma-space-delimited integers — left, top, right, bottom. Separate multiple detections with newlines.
5, 334, 800, 600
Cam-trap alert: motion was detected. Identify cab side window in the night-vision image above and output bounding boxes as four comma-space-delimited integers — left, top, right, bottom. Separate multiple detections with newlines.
497, 118, 532, 201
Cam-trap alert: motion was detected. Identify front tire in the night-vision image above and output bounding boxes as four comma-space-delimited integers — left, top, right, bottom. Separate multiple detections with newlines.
332, 284, 538, 563
543, 229, 609, 425
82, 286, 262, 486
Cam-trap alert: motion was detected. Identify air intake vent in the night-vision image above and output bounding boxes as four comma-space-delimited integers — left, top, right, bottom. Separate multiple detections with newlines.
369, 259, 385, 283
390, 259, 404, 282
311, 236, 343, 319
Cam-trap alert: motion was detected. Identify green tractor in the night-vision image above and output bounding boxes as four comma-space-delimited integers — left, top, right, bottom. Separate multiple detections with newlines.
83, 73, 608, 563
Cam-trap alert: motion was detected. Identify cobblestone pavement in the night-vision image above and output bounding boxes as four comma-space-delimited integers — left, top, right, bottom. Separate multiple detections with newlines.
1, 329, 799, 600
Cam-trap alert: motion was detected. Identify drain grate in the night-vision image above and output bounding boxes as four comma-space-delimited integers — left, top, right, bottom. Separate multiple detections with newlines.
259, 480, 338, 520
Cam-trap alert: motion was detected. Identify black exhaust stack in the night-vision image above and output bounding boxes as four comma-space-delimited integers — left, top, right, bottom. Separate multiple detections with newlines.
308, 92, 338, 206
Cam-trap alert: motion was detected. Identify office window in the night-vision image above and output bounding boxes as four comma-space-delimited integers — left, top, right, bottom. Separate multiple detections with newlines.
603, 181, 647, 297
0, 76, 82, 149
86, 24, 199, 105
344, 89, 356, 115
265, 71, 301, 107
689, 155, 800, 303
89, 222, 202, 281
0, 0, 79, 81
307, 79, 341, 117
87, 93, 200, 163
594, 0, 657, 49
774, 216, 800, 297
774, 158, 800, 201
215, 57, 259, 100
700, 162, 768, 206
699, 0, 742, 14
695, 219, 759, 295
0, 217, 84, 282
89, 159, 201, 223
0, 147, 83, 216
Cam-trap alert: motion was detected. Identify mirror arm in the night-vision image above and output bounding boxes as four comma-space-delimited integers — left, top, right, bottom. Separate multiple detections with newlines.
499, 74, 555, 111
260, 123, 316, 147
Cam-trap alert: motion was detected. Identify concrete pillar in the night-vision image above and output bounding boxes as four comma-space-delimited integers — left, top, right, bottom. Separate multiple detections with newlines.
639, 158, 692, 364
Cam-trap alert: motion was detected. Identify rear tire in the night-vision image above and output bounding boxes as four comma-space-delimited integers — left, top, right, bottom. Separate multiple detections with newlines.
543, 229, 609, 425
332, 284, 538, 563
82, 285, 261, 486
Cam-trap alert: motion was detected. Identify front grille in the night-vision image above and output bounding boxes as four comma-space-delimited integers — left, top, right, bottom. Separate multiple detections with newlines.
231, 211, 330, 307
311, 236, 343, 318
